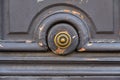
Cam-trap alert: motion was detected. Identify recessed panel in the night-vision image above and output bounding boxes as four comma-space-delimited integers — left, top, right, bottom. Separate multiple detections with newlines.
1, 0, 120, 52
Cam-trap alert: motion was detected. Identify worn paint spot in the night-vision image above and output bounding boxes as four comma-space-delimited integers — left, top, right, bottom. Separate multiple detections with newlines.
39, 42, 43, 47
91, 39, 117, 43
79, 48, 86, 52
63, 10, 85, 20
111, 40, 115, 43
54, 48, 65, 54
85, 58, 99, 61
26, 40, 32, 43
39, 26, 44, 31
87, 43, 93, 46
64, 10, 71, 13
72, 36, 76, 39
72, 11, 80, 15
80, 15, 84, 19
79, 0, 89, 4
37, 0, 44, 3
0, 44, 3, 48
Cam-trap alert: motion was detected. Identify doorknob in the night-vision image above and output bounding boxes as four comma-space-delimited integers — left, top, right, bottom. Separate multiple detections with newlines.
54, 31, 72, 49
47, 23, 79, 55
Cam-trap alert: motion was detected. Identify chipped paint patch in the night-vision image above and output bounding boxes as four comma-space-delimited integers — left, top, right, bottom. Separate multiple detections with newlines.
72, 11, 80, 15
79, 48, 86, 52
85, 58, 99, 61
54, 48, 65, 54
79, 0, 89, 4
87, 43, 93, 46
0, 44, 3, 48
111, 40, 116, 43
72, 36, 76, 39
59, 9, 86, 21
39, 42, 43, 47
26, 40, 32, 43
39, 26, 44, 31
64, 10, 71, 13
63, 10, 85, 20
37, 0, 44, 3
80, 15, 84, 19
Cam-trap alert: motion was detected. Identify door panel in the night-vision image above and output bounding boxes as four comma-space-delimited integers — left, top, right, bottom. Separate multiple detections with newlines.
78, 0, 114, 33
1, 0, 120, 79
9, 0, 38, 33
6, 0, 116, 40
1, 0, 120, 53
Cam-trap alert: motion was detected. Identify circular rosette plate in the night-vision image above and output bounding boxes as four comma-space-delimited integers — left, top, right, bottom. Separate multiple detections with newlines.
47, 23, 79, 55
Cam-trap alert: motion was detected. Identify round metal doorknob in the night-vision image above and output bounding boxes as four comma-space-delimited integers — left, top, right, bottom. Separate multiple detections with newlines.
54, 31, 72, 49
47, 23, 79, 55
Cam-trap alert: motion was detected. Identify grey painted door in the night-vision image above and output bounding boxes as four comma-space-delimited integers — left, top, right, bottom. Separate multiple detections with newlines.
0, 0, 120, 80
0, 0, 120, 53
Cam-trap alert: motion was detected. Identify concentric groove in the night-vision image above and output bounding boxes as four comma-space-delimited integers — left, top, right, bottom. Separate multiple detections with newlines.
54, 31, 72, 49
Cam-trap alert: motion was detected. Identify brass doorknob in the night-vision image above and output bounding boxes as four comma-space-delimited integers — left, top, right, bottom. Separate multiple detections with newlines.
47, 23, 79, 55
54, 31, 72, 49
